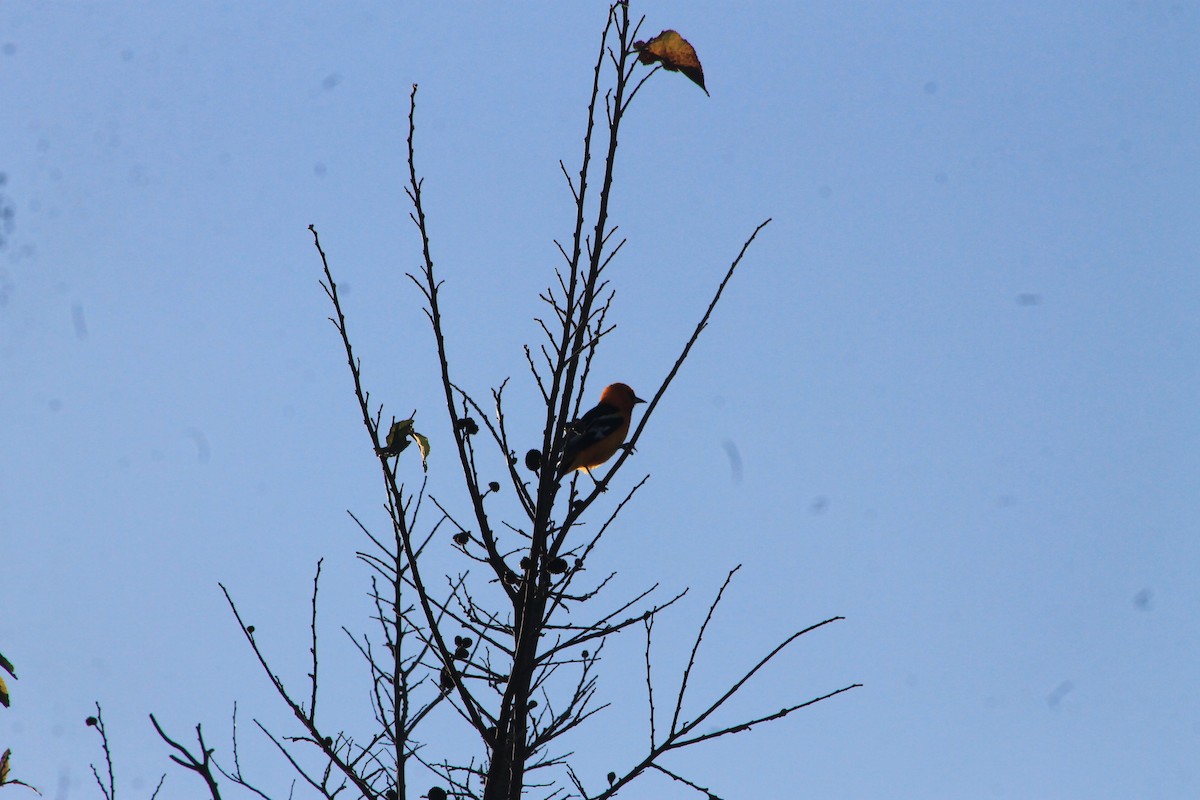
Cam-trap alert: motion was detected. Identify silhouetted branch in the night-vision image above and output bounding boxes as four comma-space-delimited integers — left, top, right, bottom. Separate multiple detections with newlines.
149, 714, 222, 800
672, 566, 741, 733
648, 763, 721, 800
586, 593, 856, 800
87, 704, 117, 800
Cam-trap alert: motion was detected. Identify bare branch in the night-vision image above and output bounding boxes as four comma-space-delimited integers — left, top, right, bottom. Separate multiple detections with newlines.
672, 566, 741, 734
603, 219, 774, 487
674, 616, 846, 741
309, 559, 323, 720
148, 714, 222, 800
216, 584, 380, 800
647, 764, 721, 800
87, 704, 117, 800
672, 683, 862, 749
643, 618, 656, 749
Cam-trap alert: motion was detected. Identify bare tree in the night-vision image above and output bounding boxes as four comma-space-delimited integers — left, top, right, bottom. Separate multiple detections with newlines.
144, 4, 858, 799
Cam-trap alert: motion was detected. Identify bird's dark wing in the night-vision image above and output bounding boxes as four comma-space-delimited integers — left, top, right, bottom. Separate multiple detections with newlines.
558, 401, 623, 475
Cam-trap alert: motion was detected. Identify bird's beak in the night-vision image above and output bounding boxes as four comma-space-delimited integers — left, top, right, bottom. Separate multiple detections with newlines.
634, 395, 646, 405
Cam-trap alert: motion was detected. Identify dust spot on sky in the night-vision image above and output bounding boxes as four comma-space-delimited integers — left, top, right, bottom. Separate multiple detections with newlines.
720, 439, 743, 484
185, 427, 212, 463
72, 303, 88, 339
1046, 680, 1074, 708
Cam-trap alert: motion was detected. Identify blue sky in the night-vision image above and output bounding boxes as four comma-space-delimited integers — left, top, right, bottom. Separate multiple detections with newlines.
2, 2, 1198, 798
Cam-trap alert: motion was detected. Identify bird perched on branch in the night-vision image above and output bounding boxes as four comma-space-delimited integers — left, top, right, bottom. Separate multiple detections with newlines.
558, 382, 645, 479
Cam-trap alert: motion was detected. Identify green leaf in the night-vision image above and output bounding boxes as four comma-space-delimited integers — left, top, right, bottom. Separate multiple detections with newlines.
379, 418, 415, 457
377, 417, 430, 471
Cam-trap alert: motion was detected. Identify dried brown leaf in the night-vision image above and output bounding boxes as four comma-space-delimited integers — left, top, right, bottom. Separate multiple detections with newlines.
633, 29, 708, 95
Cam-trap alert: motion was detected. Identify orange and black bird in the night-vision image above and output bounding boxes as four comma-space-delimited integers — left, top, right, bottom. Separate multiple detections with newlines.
557, 382, 645, 479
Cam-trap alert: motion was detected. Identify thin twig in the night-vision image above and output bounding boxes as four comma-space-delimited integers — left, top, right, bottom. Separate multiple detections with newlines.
672, 566, 741, 734
87, 704, 116, 800
148, 715, 222, 800
643, 617, 656, 748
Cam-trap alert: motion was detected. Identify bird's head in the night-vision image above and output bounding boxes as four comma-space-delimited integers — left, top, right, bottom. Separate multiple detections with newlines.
601, 382, 645, 407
